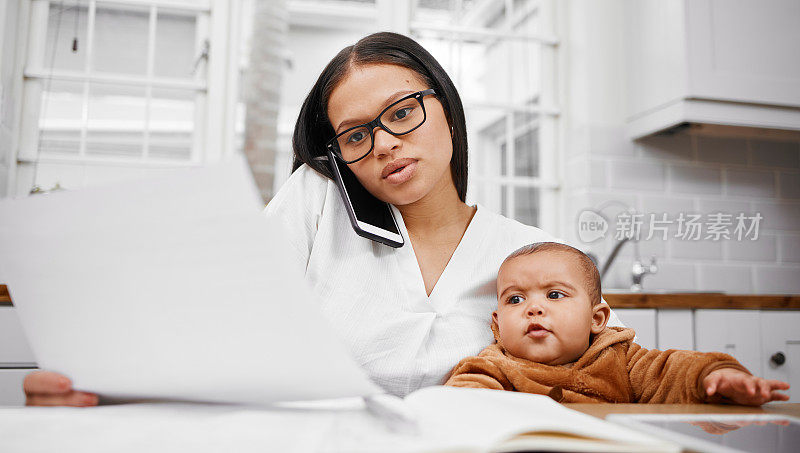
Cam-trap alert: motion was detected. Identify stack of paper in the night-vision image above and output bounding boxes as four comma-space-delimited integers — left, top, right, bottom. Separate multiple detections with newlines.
0, 156, 382, 404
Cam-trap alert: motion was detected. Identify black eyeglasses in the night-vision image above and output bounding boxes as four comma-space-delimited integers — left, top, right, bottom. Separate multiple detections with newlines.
326, 89, 437, 164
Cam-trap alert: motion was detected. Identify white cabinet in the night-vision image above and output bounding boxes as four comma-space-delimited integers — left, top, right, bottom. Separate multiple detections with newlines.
0, 307, 36, 406
760, 312, 800, 403
616, 308, 695, 351
695, 309, 800, 403
695, 310, 763, 377
0, 370, 28, 406
613, 309, 657, 350
656, 310, 694, 351
624, 0, 800, 139
0, 307, 36, 365
618, 308, 798, 402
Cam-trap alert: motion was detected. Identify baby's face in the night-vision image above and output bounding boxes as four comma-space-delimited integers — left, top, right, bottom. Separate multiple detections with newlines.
493, 250, 608, 365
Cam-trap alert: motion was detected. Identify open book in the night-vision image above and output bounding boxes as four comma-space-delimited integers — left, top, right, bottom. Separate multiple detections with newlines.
361, 386, 681, 453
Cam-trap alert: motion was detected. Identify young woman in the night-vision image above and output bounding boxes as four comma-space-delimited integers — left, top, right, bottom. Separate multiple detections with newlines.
24, 32, 622, 405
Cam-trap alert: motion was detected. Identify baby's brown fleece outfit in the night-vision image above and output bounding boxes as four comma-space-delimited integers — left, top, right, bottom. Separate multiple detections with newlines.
445, 327, 749, 403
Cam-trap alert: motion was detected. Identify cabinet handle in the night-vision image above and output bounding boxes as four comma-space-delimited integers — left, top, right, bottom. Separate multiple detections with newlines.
770, 352, 786, 366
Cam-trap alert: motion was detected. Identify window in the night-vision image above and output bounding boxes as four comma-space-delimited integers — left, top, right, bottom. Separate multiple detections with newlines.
14, 0, 238, 195
409, 0, 560, 232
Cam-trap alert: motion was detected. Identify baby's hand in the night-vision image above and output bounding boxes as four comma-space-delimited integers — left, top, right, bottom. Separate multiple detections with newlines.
703, 368, 790, 406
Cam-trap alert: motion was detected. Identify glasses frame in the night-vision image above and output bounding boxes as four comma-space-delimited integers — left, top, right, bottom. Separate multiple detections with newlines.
326, 88, 437, 164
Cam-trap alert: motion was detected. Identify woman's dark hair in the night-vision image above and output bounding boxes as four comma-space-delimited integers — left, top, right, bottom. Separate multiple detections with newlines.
291, 32, 469, 202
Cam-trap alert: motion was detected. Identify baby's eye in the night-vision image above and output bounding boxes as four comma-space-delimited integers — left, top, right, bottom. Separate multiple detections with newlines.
547, 291, 566, 300
508, 295, 525, 304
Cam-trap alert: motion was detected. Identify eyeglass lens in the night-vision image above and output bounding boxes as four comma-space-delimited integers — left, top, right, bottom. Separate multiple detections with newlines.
335, 96, 425, 162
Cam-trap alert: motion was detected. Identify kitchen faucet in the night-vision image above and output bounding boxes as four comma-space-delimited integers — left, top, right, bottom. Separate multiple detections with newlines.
599, 237, 658, 292
593, 203, 659, 292
631, 256, 658, 292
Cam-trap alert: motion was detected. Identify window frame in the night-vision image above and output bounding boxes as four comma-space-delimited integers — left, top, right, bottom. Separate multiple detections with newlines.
10, 0, 241, 195
407, 0, 561, 234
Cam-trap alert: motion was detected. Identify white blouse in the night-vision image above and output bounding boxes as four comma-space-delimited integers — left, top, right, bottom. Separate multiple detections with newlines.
264, 165, 623, 396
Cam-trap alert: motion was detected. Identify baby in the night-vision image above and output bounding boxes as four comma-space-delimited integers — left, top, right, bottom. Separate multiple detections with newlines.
445, 242, 790, 405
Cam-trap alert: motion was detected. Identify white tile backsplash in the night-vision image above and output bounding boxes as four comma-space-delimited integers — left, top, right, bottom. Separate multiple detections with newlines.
749, 140, 800, 168
696, 199, 752, 216
639, 195, 696, 218
608, 160, 665, 190
726, 234, 778, 262
780, 235, 800, 263
778, 171, 800, 199
754, 265, 800, 294
669, 165, 723, 194
637, 134, 694, 161
697, 264, 754, 293
726, 169, 776, 198
641, 262, 697, 291
671, 239, 724, 260
758, 202, 800, 231
563, 133, 800, 294
590, 126, 636, 156
696, 136, 749, 165
590, 159, 609, 188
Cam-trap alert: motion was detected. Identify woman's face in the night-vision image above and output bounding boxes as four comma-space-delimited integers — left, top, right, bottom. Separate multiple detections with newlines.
326, 64, 455, 206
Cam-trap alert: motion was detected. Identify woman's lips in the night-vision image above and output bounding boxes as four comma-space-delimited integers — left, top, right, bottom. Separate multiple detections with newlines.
382, 159, 417, 185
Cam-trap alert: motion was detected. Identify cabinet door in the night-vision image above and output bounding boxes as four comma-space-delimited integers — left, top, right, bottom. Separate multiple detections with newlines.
0, 307, 36, 365
686, 0, 800, 107
657, 310, 694, 351
613, 309, 657, 350
0, 369, 32, 406
760, 312, 800, 403
695, 310, 762, 377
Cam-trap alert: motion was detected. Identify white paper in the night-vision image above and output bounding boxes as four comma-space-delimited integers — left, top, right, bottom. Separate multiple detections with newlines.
0, 155, 382, 404
0, 402, 427, 453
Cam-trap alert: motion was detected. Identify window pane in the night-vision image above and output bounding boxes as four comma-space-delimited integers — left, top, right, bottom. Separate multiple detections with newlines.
93, 5, 149, 75
500, 141, 507, 177
148, 87, 195, 160
45, 3, 88, 72
154, 10, 198, 79
414, 38, 488, 100
86, 83, 146, 157
39, 80, 84, 155
513, 127, 538, 177
515, 186, 539, 226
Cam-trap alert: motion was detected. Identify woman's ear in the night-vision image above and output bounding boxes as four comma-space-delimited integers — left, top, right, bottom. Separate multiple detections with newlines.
590, 303, 611, 335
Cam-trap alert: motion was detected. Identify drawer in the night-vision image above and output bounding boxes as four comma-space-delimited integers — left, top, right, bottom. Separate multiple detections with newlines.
0, 307, 36, 365
0, 368, 35, 406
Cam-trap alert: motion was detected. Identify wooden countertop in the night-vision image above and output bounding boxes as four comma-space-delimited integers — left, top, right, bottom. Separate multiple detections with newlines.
603, 293, 800, 310
565, 402, 800, 419
1, 283, 798, 310
0, 285, 10, 307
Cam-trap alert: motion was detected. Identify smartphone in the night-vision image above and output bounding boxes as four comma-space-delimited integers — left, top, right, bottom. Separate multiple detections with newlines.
325, 150, 404, 248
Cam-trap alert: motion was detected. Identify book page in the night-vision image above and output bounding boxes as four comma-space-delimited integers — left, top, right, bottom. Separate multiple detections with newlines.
405, 386, 679, 452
